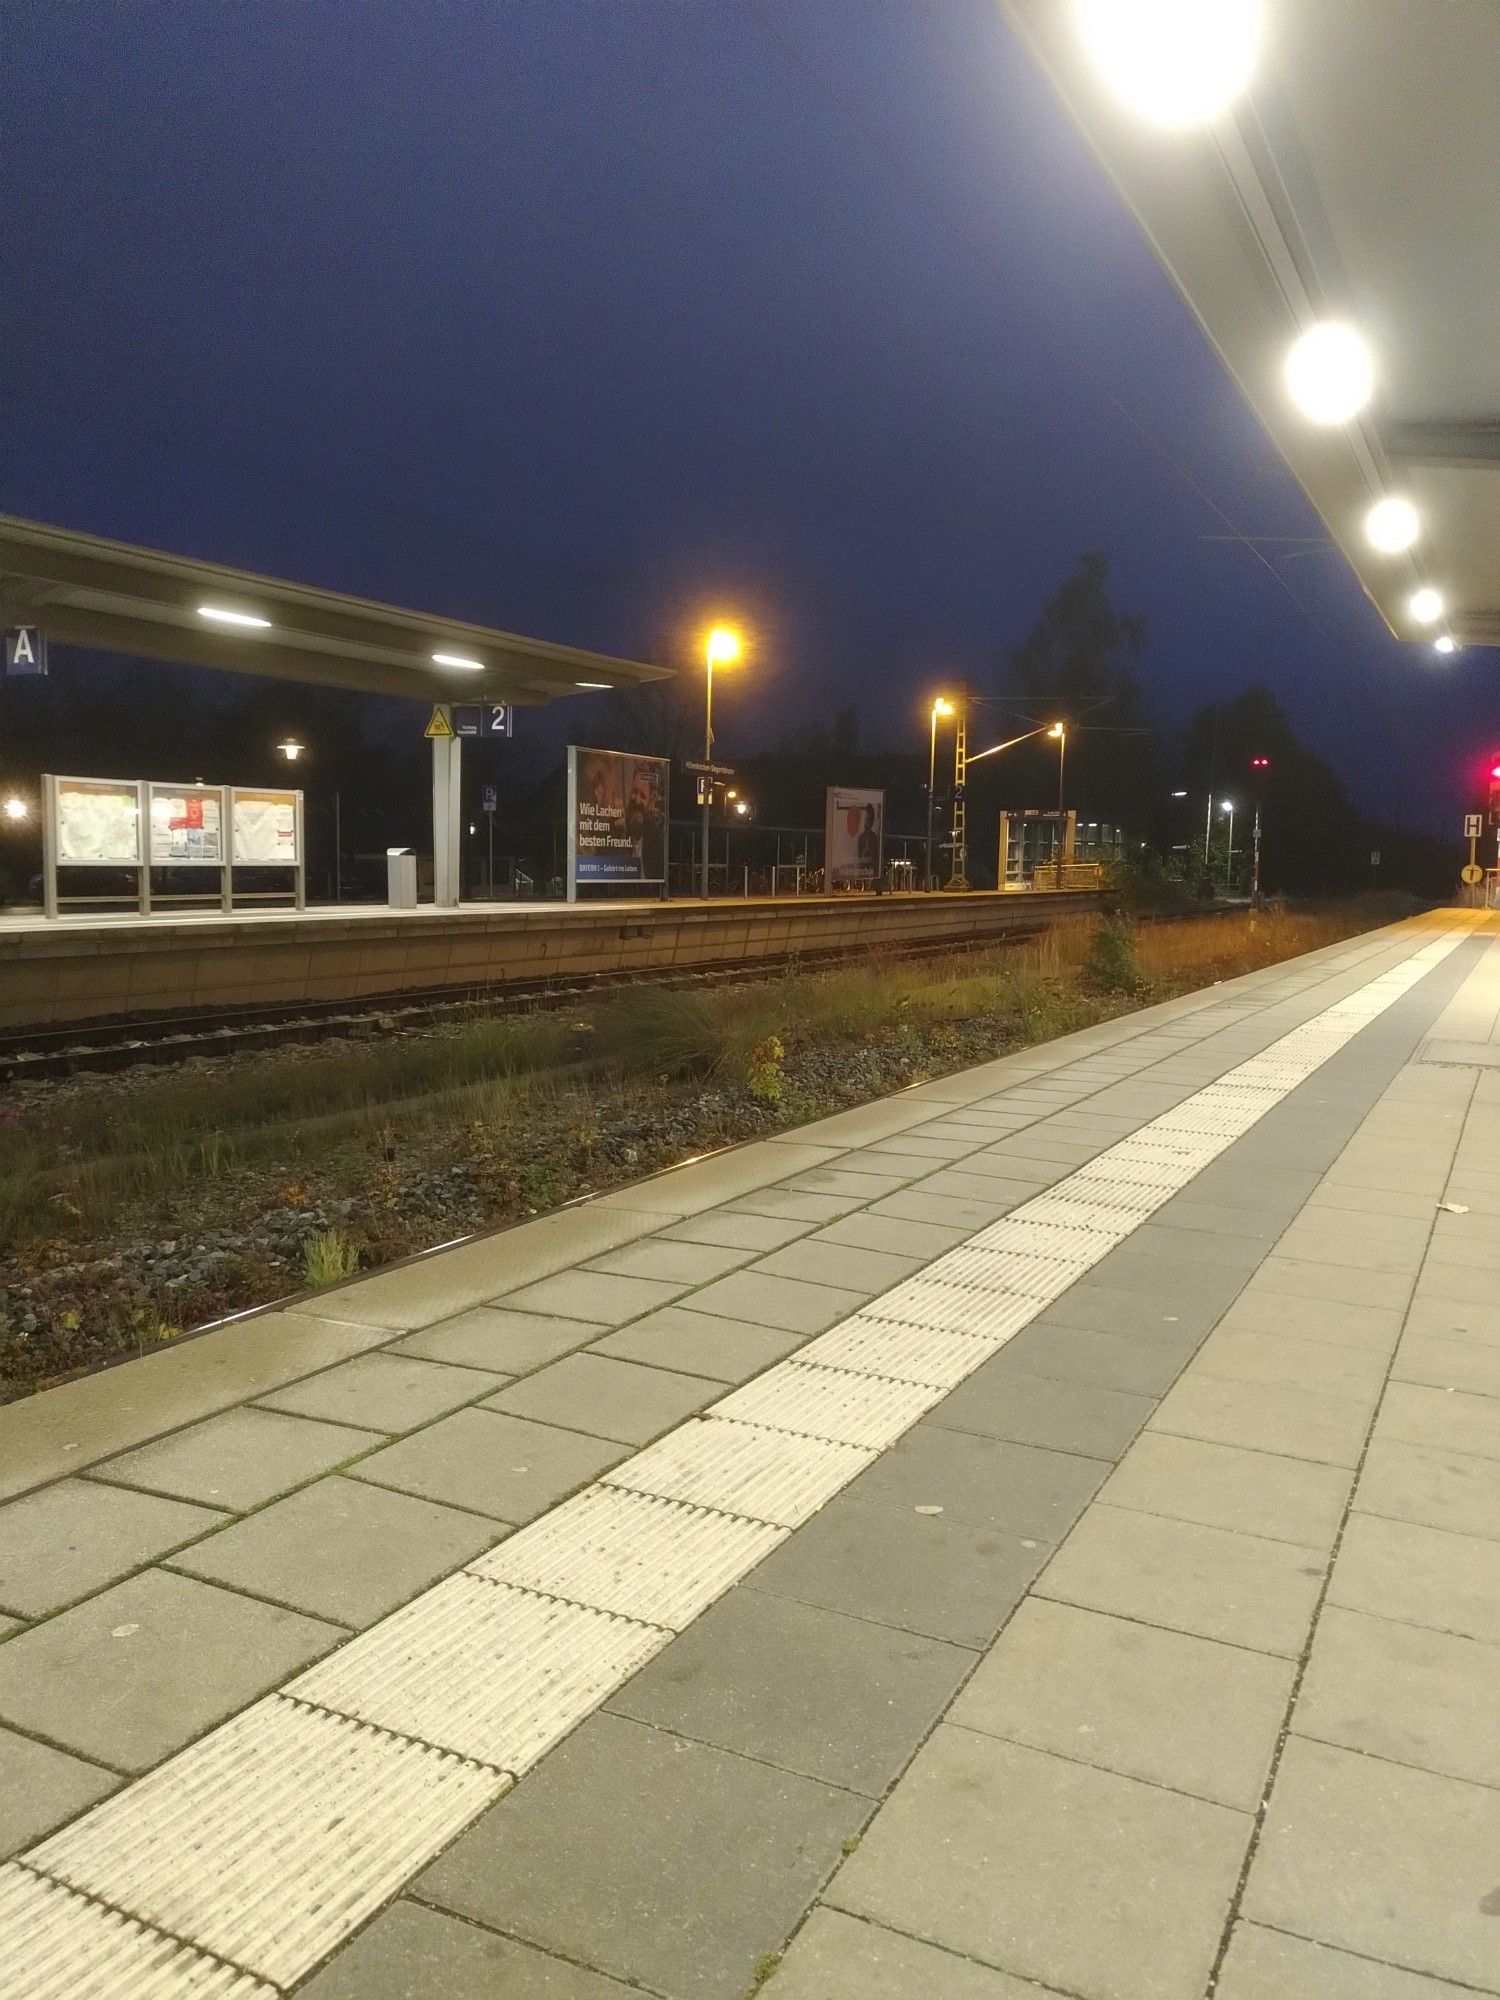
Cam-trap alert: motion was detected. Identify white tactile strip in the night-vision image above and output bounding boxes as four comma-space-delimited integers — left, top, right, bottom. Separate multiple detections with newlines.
0, 1866, 276, 2000
289, 1575, 666, 1774
27, 1697, 503, 1990
468, 1483, 784, 1630
7, 922, 1470, 1995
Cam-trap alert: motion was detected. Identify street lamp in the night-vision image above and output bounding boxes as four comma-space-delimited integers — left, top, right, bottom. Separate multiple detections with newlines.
2, 796, 28, 823
925, 697, 956, 890
1048, 721, 1067, 817
701, 626, 741, 899
277, 737, 304, 763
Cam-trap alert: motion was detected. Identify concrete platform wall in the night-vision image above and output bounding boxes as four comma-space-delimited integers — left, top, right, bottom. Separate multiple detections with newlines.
0, 890, 1105, 1032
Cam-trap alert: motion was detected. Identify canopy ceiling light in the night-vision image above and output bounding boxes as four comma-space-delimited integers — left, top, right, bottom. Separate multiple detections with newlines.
1364, 496, 1420, 555
198, 604, 270, 629
1408, 587, 1444, 625
1072, 0, 1260, 130
1434, 635, 1457, 655
1284, 321, 1374, 426
431, 651, 485, 671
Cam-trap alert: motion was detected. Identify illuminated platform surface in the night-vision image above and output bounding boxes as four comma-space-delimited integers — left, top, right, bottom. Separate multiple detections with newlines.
1, 908, 1497, 1998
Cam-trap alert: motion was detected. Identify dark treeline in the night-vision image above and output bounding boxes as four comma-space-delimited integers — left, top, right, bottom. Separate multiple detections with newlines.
0, 553, 1458, 902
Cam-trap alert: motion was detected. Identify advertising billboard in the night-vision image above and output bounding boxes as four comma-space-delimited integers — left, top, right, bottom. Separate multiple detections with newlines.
824, 786, 884, 888
568, 747, 668, 886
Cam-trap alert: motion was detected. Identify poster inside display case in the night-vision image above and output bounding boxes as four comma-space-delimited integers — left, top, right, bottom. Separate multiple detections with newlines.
231, 788, 300, 865
148, 784, 224, 866
55, 777, 141, 865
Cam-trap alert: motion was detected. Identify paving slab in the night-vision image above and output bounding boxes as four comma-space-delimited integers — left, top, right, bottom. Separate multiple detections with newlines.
752, 1239, 926, 1292
681, 1269, 867, 1334
0, 1566, 340, 1772
767, 1908, 1054, 1998
1381, 1380, 1500, 1461
991, 1319, 1197, 1398
608, 1586, 973, 1795
391, 1306, 606, 1374
849, 1423, 1108, 1541
416, 1709, 868, 2000
482, 1353, 716, 1445
1400, 1294, 1500, 1347
747, 1489, 1047, 1648
827, 1726, 1249, 2000
931, 1363, 1154, 1460
494, 1268, 687, 1326
254, 1351, 507, 1431
0, 1727, 119, 1858
168, 1474, 504, 1627
297, 1898, 639, 1998
1295, 1604, 1500, 1789
1395, 1334, 1500, 1396
1036, 1502, 1327, 1656
1252, 1255, 1416, 1310
1038, 1280, 1227, 1341
1101, 1432, 1351, 1549
1149, 1198, 1294, 1243
1245, 1736, 1500, 1990
580, 1237, 754, 1286
1354, 1435, 1500, 1541
588, 1307, 804, 1383
1188, 1327, 1388, 1402
725, 1189, 858, 1224
89, 1405, 383, 1511
1149, 1372, 1373, 1467
1328, 1511, 1500, 1644
0, 1477, 221, 1619
951, 1596, 1292, 1810
657, 1211, 817, 1253
1216, 1921, 1479, 1999
813, 1211, 974, 1259
350, 1408, 627, 1523
1214, 1289, 1405, 1353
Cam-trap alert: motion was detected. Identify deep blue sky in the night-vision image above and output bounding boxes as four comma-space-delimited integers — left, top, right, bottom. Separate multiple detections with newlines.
1, 1, 1485, 827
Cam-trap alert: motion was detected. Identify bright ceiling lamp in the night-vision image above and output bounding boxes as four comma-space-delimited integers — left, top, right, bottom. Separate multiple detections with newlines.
1434, 635, 1457, 655
198, 604, 270, 629
1408, 586, 1444, 624
1284, 321, 1374, 426
1364, 496, 1419, 554
431, 651, 485, 671
1073, 0, 1260, 130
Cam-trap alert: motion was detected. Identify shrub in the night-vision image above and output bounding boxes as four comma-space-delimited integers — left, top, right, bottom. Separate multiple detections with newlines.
1083, 915, 1147, 995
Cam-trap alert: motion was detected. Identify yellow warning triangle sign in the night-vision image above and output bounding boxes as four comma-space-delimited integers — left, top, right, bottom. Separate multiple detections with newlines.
424, 704, 454, 740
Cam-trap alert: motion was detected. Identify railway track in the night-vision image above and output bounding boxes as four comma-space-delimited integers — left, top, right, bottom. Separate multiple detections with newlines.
3, 921, 1078, 1082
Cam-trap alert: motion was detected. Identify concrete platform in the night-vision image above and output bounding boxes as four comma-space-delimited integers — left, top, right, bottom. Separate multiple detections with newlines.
0, 887, 1103, 1032
2, 909, 1498, 1999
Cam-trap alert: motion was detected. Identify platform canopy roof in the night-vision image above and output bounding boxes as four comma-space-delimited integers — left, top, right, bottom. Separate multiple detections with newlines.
1004, 0, 1500, 653
0, 513, 674, 704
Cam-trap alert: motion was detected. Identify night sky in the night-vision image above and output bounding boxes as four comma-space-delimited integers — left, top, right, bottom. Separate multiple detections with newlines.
1, 1, 1486, 829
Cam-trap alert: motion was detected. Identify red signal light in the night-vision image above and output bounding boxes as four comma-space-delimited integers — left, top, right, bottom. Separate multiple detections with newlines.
1250, 756, 1270, 771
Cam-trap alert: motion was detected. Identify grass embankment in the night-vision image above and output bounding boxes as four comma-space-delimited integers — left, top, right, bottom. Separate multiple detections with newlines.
0, 900, 1407, 1397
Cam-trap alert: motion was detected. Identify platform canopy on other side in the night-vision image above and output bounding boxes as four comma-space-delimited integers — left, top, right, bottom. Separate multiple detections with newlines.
0, 513, 674, 703
1004, 0, 1500, 653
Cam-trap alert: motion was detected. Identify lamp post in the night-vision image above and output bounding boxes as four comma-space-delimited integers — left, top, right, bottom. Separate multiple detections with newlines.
279, 735, 340, 902
925, 697, 955, 890
701, 627, 741, 900
1221, 799, 1235, 891
1048, 721, 1066, 815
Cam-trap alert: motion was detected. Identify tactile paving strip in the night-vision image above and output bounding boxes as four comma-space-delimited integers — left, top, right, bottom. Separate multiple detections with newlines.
28, 1698, 503, 1990
0, 1867, 274, 2000
468, 1484, 783, 1630
9, 919, 1471, 1996
289, 1574, 666, 1775
602, 1415, 876, 1527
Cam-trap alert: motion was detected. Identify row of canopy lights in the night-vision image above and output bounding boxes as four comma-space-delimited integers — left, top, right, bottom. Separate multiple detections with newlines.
1072, 0, 1457, 657
193, 604, 614, 690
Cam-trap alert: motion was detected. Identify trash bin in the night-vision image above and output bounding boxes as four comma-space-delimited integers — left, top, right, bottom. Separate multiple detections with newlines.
386, 847, 418, 909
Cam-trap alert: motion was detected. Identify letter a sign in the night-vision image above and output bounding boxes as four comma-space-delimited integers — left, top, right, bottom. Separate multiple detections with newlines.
4, 626, 47, 675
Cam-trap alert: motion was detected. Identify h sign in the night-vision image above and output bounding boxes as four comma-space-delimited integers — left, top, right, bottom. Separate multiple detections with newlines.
4, 626, 47, 675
